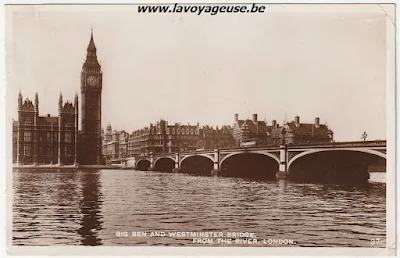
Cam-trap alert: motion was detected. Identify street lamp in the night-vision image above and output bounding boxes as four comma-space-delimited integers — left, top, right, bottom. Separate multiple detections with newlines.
281, 127, 286, 145
361, 131, 368, 141
216, 126, 219, 149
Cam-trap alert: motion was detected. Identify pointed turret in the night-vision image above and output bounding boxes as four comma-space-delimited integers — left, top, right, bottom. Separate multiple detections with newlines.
58, 92, 63, 112
34, 92, 39, 112
74, 93, 79, 113
18, 90, 22, 110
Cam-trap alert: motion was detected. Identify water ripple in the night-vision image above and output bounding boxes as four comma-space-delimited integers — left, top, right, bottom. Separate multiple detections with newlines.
13, 169, 385, 247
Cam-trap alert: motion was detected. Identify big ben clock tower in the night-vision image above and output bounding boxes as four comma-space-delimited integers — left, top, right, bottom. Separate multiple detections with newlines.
81, 29, 102, 165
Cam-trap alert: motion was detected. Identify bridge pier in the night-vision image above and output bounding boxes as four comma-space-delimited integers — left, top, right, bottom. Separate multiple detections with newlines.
172, 152, 181, 173
211, 149, 221, 177
148, 152, 155, 171
276, 145, 289, 179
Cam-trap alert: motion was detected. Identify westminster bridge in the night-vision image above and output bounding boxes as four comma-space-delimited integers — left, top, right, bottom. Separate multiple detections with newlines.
121, 140, 386, 182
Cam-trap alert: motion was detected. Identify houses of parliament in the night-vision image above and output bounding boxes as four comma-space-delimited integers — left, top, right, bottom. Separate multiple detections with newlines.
12, 30, 103, 165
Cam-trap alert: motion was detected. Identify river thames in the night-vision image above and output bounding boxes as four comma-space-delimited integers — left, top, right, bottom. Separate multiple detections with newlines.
12, 169, 386, 247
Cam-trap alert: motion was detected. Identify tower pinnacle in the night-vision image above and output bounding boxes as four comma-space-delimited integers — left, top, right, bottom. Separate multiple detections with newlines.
83, 27, 100, 70
87, 27, 96, 52
59, 91, 63, 111
18, 90, 22, 109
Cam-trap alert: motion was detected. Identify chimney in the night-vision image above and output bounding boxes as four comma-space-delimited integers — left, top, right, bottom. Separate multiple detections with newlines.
315, 117, 320, 128
234, 113, 239, 121
272, 120, 277, 128
295, 116, 300, 125
252, 114, 258, 123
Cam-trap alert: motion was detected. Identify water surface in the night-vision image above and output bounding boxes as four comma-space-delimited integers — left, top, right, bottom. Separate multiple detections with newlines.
13, 170, 386, 247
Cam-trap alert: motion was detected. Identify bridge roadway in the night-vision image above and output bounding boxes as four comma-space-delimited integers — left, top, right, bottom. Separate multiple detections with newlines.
119, 140, 386, 180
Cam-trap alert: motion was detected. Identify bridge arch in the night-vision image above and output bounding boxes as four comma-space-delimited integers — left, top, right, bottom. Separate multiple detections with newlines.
220, 151, 280, 179
287, 148, 386, 183
179, 154, 215, 167
136, 159, 151, 171
154, 157, 175, 172
154, 156, 175, 164
287, 148, 386, 171
220, 151, 280, 166
179, 154, 215, 175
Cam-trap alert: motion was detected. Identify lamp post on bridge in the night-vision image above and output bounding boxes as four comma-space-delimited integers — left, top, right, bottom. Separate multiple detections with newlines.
281, 127, 286, 145
172, 136, 181, 173
277, 127, 288, 180
210, 127, 221, 177
361, 131, 368, 141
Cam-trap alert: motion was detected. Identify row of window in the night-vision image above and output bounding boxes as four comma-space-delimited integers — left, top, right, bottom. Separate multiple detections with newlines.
130, 128, 200, 136
22, 132, 73, 143
20, 121, 76, 126
22, 146, 73, 157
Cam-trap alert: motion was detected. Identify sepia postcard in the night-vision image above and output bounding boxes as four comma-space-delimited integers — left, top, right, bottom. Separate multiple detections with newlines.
4, 2, 396, 257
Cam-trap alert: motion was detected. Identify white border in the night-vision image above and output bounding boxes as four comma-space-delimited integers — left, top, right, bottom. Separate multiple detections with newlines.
1, 1, 397, 257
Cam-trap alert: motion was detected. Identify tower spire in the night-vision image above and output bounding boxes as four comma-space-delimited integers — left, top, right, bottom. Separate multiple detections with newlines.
87, 27, 96, 52
83, 26, 100, 70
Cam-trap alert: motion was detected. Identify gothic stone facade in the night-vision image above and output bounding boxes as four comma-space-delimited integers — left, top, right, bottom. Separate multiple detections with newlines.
13, 31, 103, 165
13, 92, 79, 165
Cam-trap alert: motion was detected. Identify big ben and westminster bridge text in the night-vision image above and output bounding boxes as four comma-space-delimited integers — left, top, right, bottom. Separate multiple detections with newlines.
116, 231, 297, 245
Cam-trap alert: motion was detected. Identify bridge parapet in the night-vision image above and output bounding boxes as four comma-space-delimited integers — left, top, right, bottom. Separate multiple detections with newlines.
121, 140, 386, 179
287, 140, 386, 149
187, 141, 386, 153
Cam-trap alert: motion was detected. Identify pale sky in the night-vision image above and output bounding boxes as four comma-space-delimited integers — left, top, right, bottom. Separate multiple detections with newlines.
6, 4, 393, 141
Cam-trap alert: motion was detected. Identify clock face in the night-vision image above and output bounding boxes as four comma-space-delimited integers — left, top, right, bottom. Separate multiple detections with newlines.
87, 75, 98, 86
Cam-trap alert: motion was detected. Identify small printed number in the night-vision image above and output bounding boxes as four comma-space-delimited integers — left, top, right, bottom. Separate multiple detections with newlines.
371, 238, 381, 245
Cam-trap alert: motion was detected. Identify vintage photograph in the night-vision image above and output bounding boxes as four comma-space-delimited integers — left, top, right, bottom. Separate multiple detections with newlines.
5, 3, 395, 256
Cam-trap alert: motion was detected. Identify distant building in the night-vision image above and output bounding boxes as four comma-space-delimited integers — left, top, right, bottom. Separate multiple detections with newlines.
127, 120, 200, 156
109, 120, 237, 158
232, 113, 273, 146
232, 114, 334, 146
198, 125, 236, 150
279, 116, 334, 145
119, 130, 129, 159
102, 124, 120, 163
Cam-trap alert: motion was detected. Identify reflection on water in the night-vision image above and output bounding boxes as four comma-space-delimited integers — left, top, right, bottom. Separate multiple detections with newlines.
77, 171, 103, 245
13, 170, 386, 247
